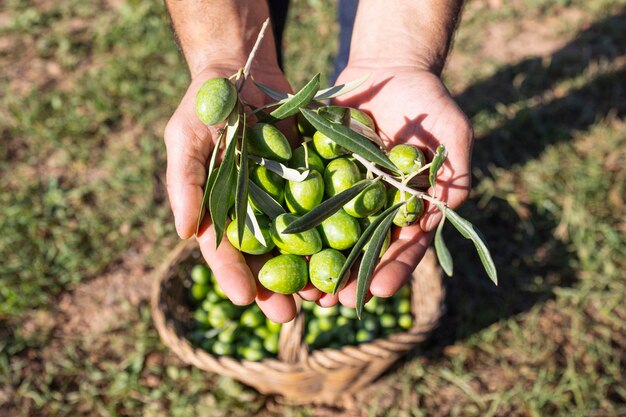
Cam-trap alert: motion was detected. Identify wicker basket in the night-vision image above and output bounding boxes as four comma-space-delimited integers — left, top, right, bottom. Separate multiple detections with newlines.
151, 239, 444, 405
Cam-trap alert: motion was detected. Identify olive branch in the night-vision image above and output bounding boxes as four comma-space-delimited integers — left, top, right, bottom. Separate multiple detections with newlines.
196, 20, 498, 318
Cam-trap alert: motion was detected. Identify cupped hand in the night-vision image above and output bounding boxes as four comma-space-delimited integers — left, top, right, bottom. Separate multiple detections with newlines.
164, 64, 322, 322
323, 65, 473, 307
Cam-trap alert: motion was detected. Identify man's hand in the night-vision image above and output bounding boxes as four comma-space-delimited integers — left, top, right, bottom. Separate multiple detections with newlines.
310, 0, 472, 307
163, 1, 323, 323
325, 66, 473, 307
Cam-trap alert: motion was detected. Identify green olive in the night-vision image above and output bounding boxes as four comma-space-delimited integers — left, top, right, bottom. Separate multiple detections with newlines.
193, 309, 209, 328
363, 296, 379, 314
271, 213, 322, 255
323, 157, 362, 197
388, 144, 426, 175
249, 164, 284, 210
309, 249, 346, 294
206, 309, 228, 329
355, 329, 374, 343
313, 304, 339, 318
226, 214, 275, 255
266, 319, 282, 333
343, 180, 387, 218
387, 188, 424, 227
240, 307, 265, 328
258, 254, 309, 294
284, 170, 324, 214
317, 208, 361, 250
190, 283, 209, 303
195, 77, 237, 126
212, 340, 234, 356
339, 305, 358, 319
191, 264, 212, 285
313, 131, 349, 160
264, 332, 279, 354
395, 298, 411, 314
247, 123, 292, 163
217, 326, 237, 343
317, 316, 334, 332
380, 313, 397, 329
297, 112, 316, 137
350, 108, 376, 130
398, 314, 413, 330
288, 145, 326, 174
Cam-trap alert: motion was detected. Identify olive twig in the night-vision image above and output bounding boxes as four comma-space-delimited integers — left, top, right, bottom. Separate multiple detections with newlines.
350, 153, 444, 207
240, 17, 271, 92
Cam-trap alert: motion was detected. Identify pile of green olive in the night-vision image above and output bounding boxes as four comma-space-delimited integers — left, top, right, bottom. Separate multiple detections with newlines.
187, 264, 281, 361
187, 264, 413, 359
225, 110, 426, 295
302, 284, 413, 350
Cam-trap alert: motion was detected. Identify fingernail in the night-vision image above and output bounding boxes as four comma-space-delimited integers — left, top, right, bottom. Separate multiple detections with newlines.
175, 216, 183, 238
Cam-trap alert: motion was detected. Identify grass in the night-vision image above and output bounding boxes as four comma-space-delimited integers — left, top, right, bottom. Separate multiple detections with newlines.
1, 0, 625, 415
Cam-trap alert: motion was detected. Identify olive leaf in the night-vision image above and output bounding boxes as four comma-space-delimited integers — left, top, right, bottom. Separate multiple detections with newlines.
196, 130, 225, 235
209, 112, 240, 248
245, 202, 267, 247
406, 175, 430, 189
332, 202, 404, 295
356, 206, 400, 318
349, 118, 385, 149
315, 73, 370, 100
282, 180, 374, 234
252, 79, 290, 101
248, 181, 285, 220
268, 73, 320, 120
249, 155, 310, 182
235, 114, 249, 247
434, 213, 453, 277
438, 204, 498, 285
429, 144, 448, 191
300, 108, 399, 173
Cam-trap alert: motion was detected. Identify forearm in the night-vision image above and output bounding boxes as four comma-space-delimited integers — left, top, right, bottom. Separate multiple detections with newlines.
165, 0, 279, 79
348, 0, 464, 74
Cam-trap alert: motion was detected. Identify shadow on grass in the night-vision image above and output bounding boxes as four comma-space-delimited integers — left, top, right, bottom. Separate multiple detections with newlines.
405, 9, 626, 355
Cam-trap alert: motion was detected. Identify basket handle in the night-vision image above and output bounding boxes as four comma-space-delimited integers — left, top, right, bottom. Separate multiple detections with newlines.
277, 297, 308, 363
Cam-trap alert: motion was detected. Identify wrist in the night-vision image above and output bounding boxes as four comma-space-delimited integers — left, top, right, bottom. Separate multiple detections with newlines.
166, 0, 280, 79
348, 0, 463, 75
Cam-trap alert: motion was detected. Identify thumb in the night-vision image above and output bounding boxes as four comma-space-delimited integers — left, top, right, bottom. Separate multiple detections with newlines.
164, 86, 213, 239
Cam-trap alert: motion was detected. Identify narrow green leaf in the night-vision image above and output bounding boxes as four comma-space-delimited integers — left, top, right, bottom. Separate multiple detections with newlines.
252, 79, 290, 101
249, 155, 310, 182
442, 206, 498, 285
434, 214, 453, 277
349, 118, 385, 148
282, 180, 374, 234
429, 144, 448, 190
332, 202, 404, 295
209, 112, 239, 248
269, 74, 320, 120
245, 203, 267, 247
196, 130, 225, 235
235, 114, 249, 247
315, 73, 370, 100
300, 108, 399, 173
356, 206, 401, 318
248, 181, 285, 220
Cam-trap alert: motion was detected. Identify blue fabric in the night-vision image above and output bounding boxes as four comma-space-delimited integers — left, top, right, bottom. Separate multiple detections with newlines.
331, 0, 358, 85
269, 0, 358, 83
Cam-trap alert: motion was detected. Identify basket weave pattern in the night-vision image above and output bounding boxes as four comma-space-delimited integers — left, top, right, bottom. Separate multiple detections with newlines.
151, 240, 444, 405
